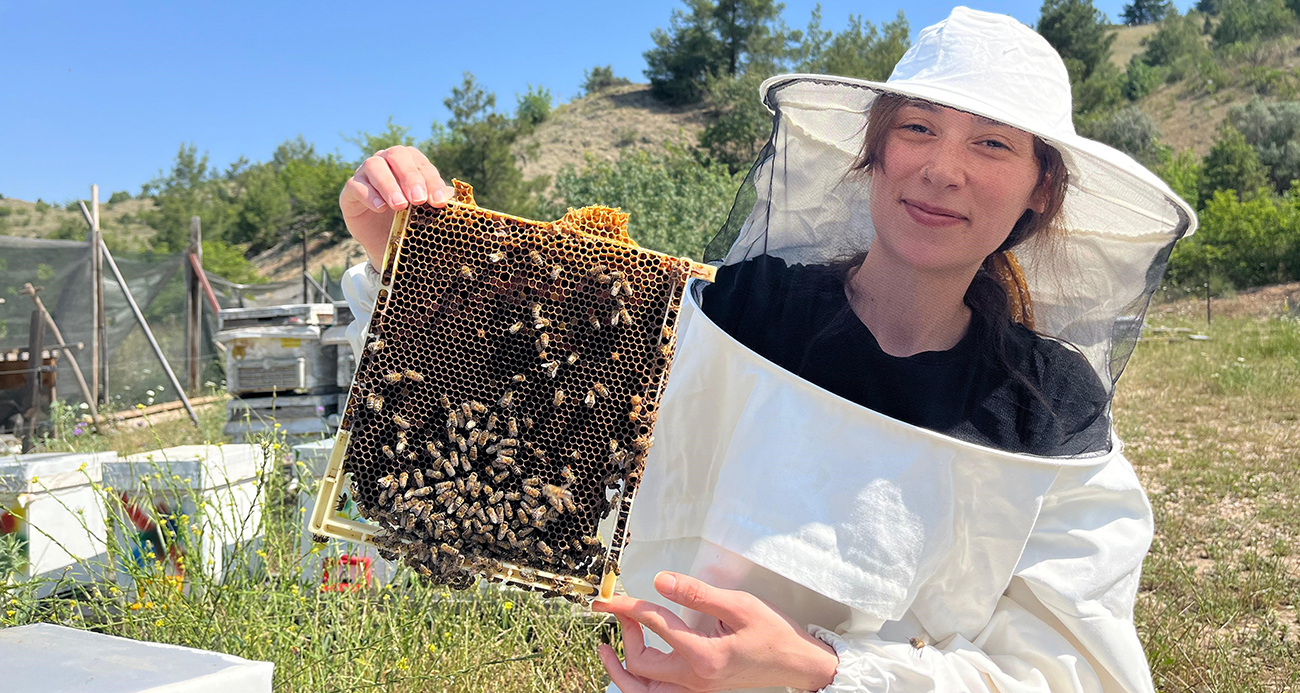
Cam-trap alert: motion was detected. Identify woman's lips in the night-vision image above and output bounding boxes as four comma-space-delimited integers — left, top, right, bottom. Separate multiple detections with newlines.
902, 199, 966, 227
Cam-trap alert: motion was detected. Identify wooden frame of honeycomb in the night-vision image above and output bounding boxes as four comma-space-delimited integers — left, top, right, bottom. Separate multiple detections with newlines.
309, 181, 715, 603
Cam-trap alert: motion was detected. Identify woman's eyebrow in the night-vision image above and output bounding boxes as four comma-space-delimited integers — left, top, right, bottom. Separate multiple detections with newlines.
904, 101, 1012, 129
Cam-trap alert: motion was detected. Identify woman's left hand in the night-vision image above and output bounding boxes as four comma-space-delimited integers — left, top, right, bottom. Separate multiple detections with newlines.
591, 571, 839, 692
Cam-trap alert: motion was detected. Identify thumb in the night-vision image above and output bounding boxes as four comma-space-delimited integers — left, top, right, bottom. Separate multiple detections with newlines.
654, 571, 751, 627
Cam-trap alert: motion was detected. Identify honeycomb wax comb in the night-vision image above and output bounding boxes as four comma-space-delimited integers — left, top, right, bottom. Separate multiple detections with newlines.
309, 180, 715, 603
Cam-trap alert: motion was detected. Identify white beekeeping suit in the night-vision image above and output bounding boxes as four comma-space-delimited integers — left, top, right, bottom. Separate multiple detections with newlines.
340, 8, 1195, 692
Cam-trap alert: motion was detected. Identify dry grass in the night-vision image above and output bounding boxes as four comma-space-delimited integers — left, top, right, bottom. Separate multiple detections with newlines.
1111, 24, 1161, 68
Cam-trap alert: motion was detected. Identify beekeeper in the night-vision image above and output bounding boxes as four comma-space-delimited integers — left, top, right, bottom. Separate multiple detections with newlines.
335, 7, 1195, 693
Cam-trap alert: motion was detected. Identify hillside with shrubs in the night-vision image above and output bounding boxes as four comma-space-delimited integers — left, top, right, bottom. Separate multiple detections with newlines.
3, 0, 1299, 294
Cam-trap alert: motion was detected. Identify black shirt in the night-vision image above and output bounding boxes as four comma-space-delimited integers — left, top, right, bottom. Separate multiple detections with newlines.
700, 255, 1112, 457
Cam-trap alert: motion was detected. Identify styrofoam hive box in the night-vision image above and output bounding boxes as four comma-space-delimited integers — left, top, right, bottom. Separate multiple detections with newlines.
103, 444, 266, 584
292, 438, 396, 590
215, 324, 338, 395
0, 451, 114, 595
0, 623, 273, 692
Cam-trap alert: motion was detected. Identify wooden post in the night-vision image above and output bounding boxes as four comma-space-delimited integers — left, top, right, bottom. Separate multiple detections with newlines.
186, 216, 202, 393
22, 310, 45, 453
86, 190, 99, 410
301, 226, 310, 303
21, 283, 98, 421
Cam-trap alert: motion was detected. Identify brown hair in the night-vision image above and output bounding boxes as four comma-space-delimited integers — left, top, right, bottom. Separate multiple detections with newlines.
832, 92, 1074, 415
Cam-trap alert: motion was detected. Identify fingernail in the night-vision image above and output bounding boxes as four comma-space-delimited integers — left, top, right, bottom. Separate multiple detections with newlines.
371, 196, 385, 210
411, 185, 426, 203
391, 193, 407, 207
655, 572, 675, 595
432, 189, 446, 203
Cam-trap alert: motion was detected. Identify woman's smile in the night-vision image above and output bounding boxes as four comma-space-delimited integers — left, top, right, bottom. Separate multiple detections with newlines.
901, 198, 967, 227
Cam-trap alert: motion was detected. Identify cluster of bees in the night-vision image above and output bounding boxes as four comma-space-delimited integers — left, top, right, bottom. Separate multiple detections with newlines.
332, 194, 693, 602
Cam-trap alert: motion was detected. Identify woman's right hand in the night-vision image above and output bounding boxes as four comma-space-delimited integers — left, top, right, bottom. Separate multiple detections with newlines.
340, 146, 457, 271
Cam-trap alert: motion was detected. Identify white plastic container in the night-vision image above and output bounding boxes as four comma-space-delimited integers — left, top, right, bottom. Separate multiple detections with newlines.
292, 438, 396, 590
0, 451, 114, 595
0, 623, 273, 692
215, 324, 338, 395
102, 444, 266, 585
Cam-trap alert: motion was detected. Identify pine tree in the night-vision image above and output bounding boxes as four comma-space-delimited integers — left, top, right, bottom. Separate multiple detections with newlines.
1199, 123, 1271, 203
1121, 0, 1170, 24
1037, 0, 1116, 82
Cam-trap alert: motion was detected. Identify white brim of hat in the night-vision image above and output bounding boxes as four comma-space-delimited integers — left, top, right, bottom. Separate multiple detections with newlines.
758, 73, 1197, 240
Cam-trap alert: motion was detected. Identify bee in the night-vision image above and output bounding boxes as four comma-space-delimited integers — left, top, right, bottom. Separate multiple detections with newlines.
435, 481, 454, 494
529, 250, 545, 267
493, 470, 510, 484
426, 441, 442, 459
537, 333, 550, 351
382, 445, 395, 460
498, 391, 514, 409
476, 327, 486, 339
488, 251, 504, 263
549, 265, 562, 281
384, 371, 404, 384
379, 474, 396, 489
459, 402, 472, 420
630, 395, 643, 408
611, 351, 621, 361
609, 490, 622, 508
583, 390, 596, 408
587, 314, 602, 330
508, 320, 523, 334
542, 484, 573, 512
531, 302, 542, 320
486, 506, 500, 525
439, 543, 459, 558
543, 361, 559, 379
566, 352, 578, 365
597, 273, 611, 284
392, 413, 412, 430
459, 266, 476, 280
620, 280, 635, 298
403, 369, 425, 384
366, 393, 385, 412
366, 339, 385, 354
460, 453, 472, 472
470, 401, 487, 414
468, 445, 478, 462
509, 374, 527, 385
588, 264, 607, 277
553, 389, 566, 407
619, 308, 634, 325
909, 637, 927, 655
397, 471, 409, 489
581, 535, 601, 547
592, 382, 610, 399
609, 270, 625, 281
610, 282, 621, 297
439, 393, 453, 411
506, 417, 519, 437
394, 434, 407, 455
609, 310, 620, 326
632, 435, 653, 452
442, 459, 456, 478
335, 493, 349, 512
535, 540, 554, 559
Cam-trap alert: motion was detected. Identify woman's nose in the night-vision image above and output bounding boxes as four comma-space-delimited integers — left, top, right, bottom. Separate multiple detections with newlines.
923, 140, 967, 189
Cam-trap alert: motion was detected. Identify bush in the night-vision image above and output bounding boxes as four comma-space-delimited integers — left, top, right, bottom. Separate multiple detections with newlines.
515, 84, 553, 128
33, 200, 49, 213
1166, 185, 1300, 288
1227, 98, 1300, 192
1073, 60, 1127, 116
699, 72, 772, 172
108, 190, 132, 204
548, 146, 743, 259
581, 66, 630, 95
1158, 148, 1203, 208
1200, 123, 1272, 203
1077, 106, 1168, 166
1211, 0, 1296, 47
1140, 9, 1211, 78
1123, 56, 1167, 100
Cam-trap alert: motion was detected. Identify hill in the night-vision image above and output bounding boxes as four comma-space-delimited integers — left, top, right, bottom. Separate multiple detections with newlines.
0, 195, 157, 248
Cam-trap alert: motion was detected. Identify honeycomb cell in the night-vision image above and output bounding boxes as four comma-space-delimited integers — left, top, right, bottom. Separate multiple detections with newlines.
335, 180, 711, 603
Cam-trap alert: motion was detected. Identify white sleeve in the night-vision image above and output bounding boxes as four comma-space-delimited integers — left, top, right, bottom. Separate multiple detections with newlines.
341, 261, 381, 358
796, 453, 1154, 693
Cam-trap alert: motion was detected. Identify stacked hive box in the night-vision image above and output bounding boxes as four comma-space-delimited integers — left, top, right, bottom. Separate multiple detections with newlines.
0, 451, 115, 595
102, 444, 265, 585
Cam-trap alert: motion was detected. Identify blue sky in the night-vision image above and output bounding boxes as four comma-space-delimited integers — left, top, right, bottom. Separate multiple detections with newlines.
1, 0, 1172, 204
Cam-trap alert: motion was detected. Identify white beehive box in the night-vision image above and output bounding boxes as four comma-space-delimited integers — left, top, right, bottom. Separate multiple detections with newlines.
292, 438, 396, 590
0, 451, 114, 595
102, 444, 265, 584
215, 324, 338, 395
0, 623, 273, 692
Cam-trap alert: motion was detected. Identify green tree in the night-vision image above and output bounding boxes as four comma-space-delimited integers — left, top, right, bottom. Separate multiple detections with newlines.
1037, 0, 1116, 82
515, 84, 553, 128
1168, 186, 1299, 287
344, 116, 415, 158
1199, 123, 1271, 203
1211, 0, 1296, 46
796, 7, 910, 81
1158, 148, 1203, 208
1077, 106, 1167, 166
1122, 0, 1171, 24
699, 72, 772, 171
107, 190, 132, 204
1228, 98, 1300, 193
548, 146, 743, 258
138, 143, 233, 252
1073, 60, 1127, 116
424, 73, 546, 217
1139, 7, 1210, 81
582, 66, 632, 95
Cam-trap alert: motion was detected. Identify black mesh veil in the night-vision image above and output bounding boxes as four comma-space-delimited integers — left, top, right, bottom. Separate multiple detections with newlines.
701, 76, 1193, 402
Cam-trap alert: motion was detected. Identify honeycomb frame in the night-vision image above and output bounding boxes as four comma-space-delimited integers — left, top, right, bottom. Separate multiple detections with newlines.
310, 181, 715, 603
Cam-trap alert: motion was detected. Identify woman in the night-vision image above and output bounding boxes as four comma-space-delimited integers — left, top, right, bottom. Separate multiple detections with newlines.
337, 8, 1195, 692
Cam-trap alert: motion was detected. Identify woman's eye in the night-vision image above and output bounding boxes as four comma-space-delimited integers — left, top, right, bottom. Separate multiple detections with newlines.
980, 139, 1010, 150
902, 123, 931, 134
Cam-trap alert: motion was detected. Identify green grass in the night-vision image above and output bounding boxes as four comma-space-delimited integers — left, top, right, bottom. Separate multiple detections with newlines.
1116, 315, 1300, 690
4, 311, 1297, 691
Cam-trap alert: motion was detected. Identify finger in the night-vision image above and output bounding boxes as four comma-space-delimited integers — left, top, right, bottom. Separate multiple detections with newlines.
614, 613, 699, 687
413, 156, 455, 207
358, 155, 408, 210
657, 572, 754, 628
599, 643, 649, 693
605, 594, 708, 655
378, 147, 429, 206
341, 176, 388, 215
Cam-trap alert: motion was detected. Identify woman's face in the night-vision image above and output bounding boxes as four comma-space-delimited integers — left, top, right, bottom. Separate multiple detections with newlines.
867, 100, 1046, 274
